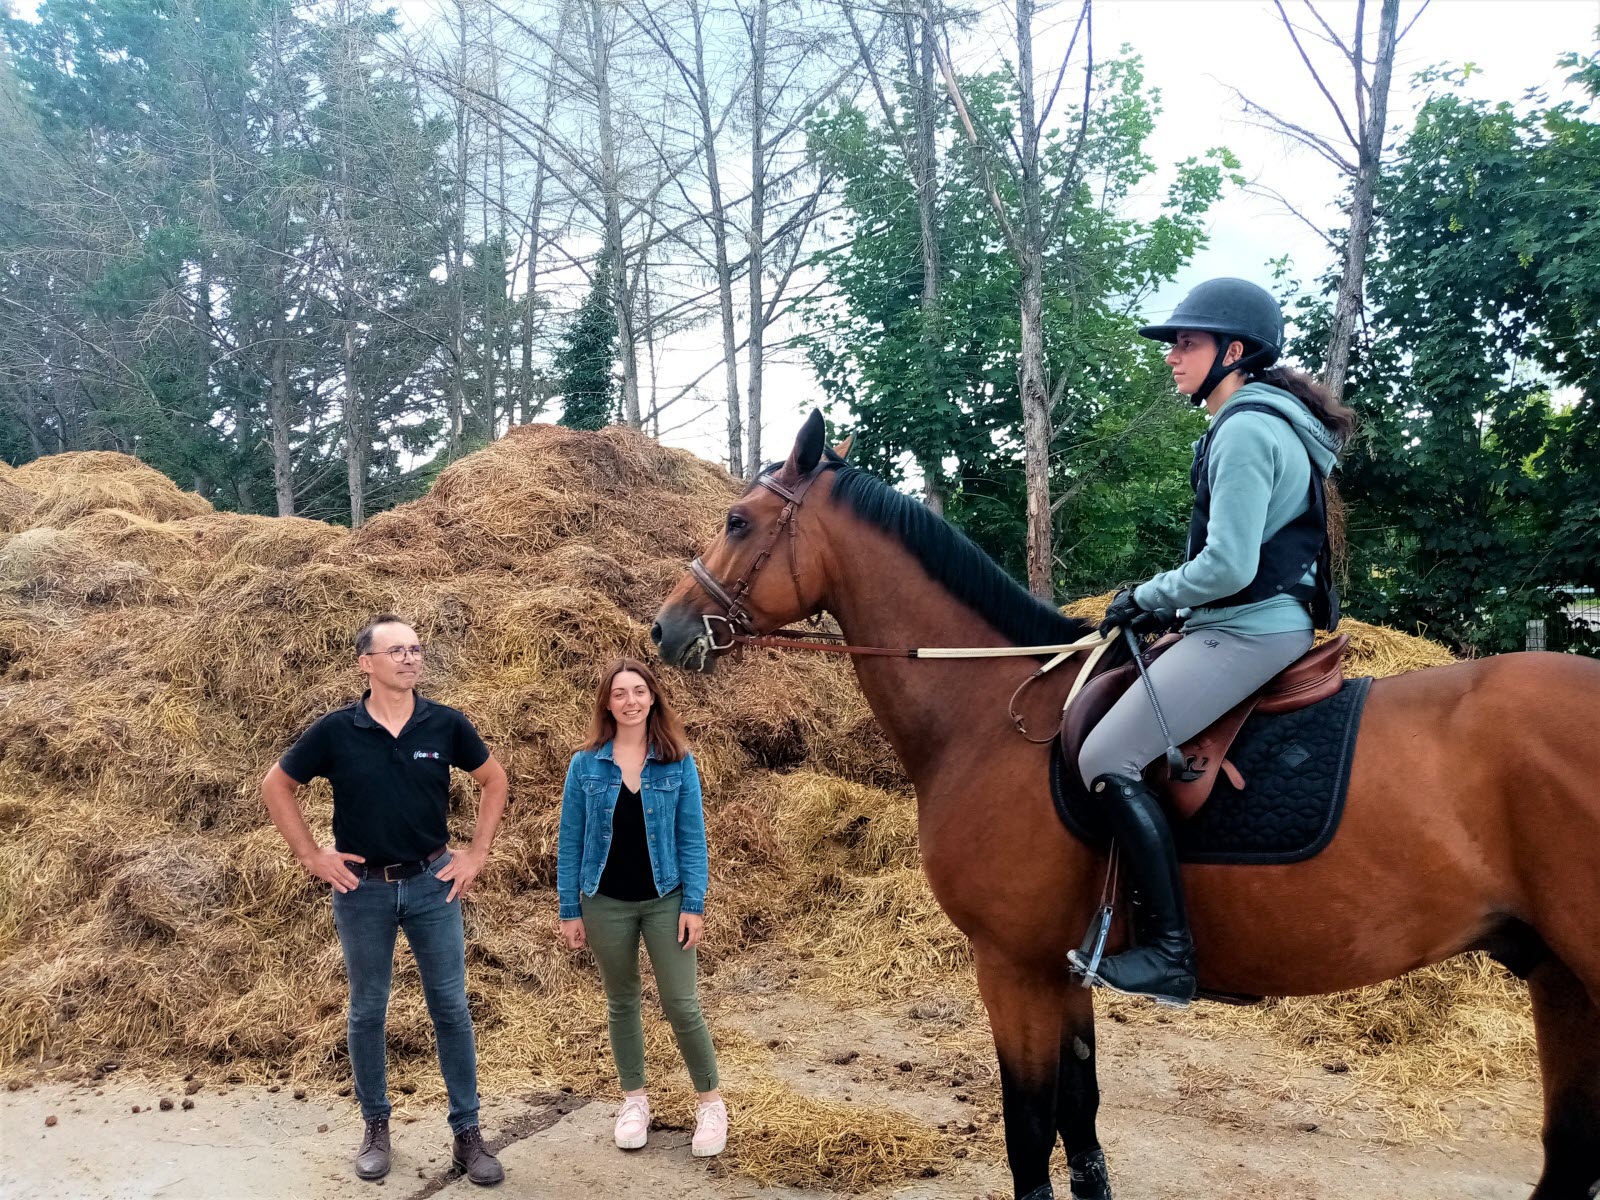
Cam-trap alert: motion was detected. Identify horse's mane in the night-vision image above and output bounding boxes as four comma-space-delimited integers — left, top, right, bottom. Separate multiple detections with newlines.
825, 463, 1094, 649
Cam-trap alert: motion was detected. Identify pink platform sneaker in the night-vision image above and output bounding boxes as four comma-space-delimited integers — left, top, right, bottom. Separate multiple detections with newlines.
691, 1098, 728, 1158
613, 1095, 650, 1150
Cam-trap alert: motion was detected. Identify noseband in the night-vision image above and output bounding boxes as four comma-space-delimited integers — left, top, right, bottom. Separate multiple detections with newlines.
688, 463, 838, 651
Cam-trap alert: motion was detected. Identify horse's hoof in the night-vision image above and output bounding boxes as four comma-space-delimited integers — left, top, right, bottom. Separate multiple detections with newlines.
1069, 1147, 1112, 1200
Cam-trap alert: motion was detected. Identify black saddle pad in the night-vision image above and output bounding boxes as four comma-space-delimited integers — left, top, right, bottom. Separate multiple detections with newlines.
1051, 675, 1372, 866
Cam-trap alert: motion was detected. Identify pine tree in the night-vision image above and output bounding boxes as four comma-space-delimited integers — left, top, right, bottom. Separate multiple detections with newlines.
554, 253, 618, 431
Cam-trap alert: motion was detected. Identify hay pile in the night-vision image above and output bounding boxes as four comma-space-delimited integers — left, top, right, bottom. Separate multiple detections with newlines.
0, 430, 1532, 1181
0, 428, 934, 1185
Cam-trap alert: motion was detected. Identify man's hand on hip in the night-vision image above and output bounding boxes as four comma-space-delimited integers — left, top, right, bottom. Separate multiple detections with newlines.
435, 846, 486, 903
300, 846, 365, 893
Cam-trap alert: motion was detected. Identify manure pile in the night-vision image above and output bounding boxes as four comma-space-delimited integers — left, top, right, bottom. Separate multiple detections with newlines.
0, 428, 1532, 1183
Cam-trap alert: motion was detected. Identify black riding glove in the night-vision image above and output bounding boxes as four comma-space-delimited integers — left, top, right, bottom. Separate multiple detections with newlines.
1098, 586, 1172, 638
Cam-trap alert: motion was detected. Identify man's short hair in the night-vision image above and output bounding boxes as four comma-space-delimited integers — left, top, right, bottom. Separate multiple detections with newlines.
355, 613, 410, 658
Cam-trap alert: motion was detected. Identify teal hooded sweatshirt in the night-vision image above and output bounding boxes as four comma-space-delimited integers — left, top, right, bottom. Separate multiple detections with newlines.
1132, 381, 1342, 636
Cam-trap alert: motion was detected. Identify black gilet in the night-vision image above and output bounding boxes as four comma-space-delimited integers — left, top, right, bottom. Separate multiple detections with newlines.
1187, 399, 1341, 631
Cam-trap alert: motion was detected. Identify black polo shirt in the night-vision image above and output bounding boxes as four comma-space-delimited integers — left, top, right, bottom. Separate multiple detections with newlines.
279, 692, 490, 865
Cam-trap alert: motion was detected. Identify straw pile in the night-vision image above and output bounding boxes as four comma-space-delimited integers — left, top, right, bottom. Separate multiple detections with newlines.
0, 429, 1532, 1182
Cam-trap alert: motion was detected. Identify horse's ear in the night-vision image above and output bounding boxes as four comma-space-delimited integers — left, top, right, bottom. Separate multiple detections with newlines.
831, 434, 853, 461
785, 409, 826, 477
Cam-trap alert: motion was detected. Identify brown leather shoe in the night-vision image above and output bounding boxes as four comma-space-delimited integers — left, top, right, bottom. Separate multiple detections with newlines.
452, 1125, 504, 1186
355, 1117, 390, 1180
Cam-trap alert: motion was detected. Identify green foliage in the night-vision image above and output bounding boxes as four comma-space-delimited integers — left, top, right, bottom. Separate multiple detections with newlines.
1289, 51, 1600, 654
555, 252, 619, 431
803, 51, 1227, 594
0, 0, 513, 522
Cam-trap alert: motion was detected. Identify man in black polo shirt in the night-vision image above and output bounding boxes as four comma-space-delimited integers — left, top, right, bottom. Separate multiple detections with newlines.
262, 613, 508, 1186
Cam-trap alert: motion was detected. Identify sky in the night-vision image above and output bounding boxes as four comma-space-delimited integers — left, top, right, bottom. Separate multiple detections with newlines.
1091, 0, 1600, 306
700, 0, 1600, 468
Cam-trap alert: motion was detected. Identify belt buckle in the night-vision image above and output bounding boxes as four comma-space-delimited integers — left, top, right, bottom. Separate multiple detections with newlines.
383, 863, 403, 883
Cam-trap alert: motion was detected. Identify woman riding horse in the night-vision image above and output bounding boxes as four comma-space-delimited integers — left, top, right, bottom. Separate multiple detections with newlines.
1072, 278, 1358, 1006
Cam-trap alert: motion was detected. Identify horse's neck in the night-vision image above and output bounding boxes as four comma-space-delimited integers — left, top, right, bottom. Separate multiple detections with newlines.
824, 528, 1079, 790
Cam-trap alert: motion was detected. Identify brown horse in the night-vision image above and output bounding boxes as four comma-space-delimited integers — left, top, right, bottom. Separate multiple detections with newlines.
650, 412, 1600, 1200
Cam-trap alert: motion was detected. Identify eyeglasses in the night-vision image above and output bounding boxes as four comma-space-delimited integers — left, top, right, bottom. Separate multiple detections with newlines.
367, 644, 425, 662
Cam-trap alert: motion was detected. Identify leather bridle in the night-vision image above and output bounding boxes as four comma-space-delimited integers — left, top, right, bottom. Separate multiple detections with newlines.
687, 462, 840, 653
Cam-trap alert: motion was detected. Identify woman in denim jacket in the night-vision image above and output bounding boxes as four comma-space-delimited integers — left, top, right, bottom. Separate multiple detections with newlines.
557, 657, 726, 1157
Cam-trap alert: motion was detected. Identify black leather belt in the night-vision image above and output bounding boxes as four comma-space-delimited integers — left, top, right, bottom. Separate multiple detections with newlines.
353, 846, 447, 882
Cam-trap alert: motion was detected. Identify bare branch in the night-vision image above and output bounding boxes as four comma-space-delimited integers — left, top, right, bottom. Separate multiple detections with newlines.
1036, 0, 1090, 136
1242, 182, 1341, 251
1396, 0, 1432, 46
1272, 0, 1362, 152
931, 28, 1022, 255
1229, 86, 1358, 174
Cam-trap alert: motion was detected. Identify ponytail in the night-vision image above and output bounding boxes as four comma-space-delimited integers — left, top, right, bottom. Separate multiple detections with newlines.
1249, 364, 1358, 447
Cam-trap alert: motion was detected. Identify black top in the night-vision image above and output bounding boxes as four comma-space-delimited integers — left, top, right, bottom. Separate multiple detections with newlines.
597, 783, 659, 902
279, 692, 490, 865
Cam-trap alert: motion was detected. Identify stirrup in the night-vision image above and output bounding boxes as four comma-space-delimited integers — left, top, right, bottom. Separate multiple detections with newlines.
1068, 905, 1114, 987
1067, 951, 1194, 1008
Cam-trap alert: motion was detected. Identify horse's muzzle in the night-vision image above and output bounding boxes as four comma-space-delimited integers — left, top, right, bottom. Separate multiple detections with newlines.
650, 606, 718, 674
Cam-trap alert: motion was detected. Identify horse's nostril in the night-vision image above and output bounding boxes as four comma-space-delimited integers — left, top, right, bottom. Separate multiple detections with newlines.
650, 622, 664, 646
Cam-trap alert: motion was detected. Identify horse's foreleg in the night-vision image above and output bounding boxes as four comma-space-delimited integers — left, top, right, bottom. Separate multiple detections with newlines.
1055, 986, 1112, 1200
975, 943, 1068, 1200
1528, 957, 1600, 1200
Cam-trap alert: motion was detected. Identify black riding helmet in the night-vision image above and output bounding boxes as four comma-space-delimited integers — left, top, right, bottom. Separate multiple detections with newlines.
1139, 278, 1284, 405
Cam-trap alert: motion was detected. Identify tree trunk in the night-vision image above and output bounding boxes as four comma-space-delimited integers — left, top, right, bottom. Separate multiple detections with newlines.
744, 0, 769, 477
342, 320, 365, 527
517, 12, 565, 426
447, 0, 469, 458
269, 305, 294, 515
480, 99, 494, 442
235, 403, 256, 513
336, 0, 366, 526
640, 241, 660, 435
687, 0, 743, 473
266, 15, 295, 517
492, 13, 509, 437
590, 0, 640, 428
914, 6, 945, 513
1323, 0, 1400, 405
1014, 0, 1053, 598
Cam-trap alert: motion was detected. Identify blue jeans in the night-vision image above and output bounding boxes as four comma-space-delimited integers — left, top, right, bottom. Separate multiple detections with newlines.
331, 851, 480, 1133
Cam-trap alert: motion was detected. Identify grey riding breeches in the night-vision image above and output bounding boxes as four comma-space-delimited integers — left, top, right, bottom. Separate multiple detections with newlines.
1077, 627, 1315, 787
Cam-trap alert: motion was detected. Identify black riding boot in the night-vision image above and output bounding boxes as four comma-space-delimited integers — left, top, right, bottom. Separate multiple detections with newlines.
1073, 773, 1196, 1007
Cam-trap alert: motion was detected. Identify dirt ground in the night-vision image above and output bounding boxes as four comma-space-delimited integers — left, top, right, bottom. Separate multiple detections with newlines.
1, 983, 1544, 1200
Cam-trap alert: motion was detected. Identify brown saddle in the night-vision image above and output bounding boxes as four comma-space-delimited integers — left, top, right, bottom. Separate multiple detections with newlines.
1060, 634, 1351, 820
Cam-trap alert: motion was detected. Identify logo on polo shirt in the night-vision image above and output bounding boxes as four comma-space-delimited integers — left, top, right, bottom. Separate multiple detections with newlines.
413, 750, 443, 760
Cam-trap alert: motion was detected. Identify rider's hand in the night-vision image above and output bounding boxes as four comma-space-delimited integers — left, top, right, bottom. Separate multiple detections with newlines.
1098, 587, 1145, 637
559, 917, 587, 950
300, 846, 365, 893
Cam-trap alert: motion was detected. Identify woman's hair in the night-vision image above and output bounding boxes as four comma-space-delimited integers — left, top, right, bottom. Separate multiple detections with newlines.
582, 657, 689, 763
1247, 362, 1359, 447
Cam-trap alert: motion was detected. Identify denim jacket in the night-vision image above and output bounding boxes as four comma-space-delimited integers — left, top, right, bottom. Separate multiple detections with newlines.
557, 741, 707, 920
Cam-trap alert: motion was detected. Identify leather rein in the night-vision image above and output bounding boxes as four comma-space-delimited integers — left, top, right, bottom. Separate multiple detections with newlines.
686, 462, 1115, 740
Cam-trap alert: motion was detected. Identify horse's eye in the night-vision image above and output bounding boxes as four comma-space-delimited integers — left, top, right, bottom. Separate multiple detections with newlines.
726, 513, 749, 535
